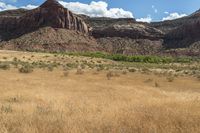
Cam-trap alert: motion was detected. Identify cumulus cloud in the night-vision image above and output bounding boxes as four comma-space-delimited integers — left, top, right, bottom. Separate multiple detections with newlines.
136, 15, 152, 23
20, 4, 38, 10
164, 11, 169, 14
152, 5, 158, 13
0, 1, 17, 11
162, 12, 187, 21
0, 1, 133, 18
58, 1, 133, 18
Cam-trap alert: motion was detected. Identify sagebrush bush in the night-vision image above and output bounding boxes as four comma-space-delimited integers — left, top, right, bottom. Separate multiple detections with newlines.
47, 65, 54, 72
19, 65, 33, 73
122, 70, 127, 75
0, 62, 10, 70
128, 68, 136, 73
106, 71, 114, 80
155, 82, 160, 87
76, 68, 84, 75
167, 76, 175, 82
197, 75, 200, 80
63, 71, 69, 77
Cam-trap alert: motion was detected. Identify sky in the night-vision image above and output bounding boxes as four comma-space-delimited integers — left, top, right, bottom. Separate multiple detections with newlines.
0, 0, 200, 22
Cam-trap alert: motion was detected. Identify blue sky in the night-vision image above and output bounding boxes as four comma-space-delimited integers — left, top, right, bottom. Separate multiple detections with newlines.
1, 0, 200, 22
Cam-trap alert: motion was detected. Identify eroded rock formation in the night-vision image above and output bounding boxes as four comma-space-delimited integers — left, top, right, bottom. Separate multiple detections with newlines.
0, 0, 89, 40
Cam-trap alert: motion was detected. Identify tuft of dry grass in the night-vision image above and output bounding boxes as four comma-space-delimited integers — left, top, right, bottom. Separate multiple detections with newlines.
0, 62, 10, 70
18, 64, 33, 73
155, 81, 160, 87
76, 68, 84, 75
167, 76, 175, 82
63, 71, 69, 77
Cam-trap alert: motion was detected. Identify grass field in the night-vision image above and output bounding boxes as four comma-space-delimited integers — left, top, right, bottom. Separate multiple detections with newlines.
0, 50, 200, 133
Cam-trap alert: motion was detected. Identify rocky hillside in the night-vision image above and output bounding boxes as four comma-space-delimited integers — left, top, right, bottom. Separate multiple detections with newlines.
0, 0, 101, 52
150, 10, 200, 33
0, 0, 200, 56
0, 27, 100, 52
0, 0, 89, 40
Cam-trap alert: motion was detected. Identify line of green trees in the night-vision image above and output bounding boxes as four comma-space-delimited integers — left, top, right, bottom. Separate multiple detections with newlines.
65, 52, 196, 64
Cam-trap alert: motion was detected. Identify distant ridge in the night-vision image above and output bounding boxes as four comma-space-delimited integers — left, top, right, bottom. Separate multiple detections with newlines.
0, 0, 200, 56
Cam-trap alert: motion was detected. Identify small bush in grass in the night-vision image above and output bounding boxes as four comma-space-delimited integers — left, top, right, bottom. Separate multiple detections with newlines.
144, 78, 153, 83
0, 63, 10, 70
13, 57, 18, 62
1, 105, 13, 113
96, 65, 104, 71
155, 82, 160, 87
197, 75, 200, 80
19, 64, 33, 73
63, 71, 69, 77
128, 68, 136, 73
63, 66, 70, 71
80, 64, 86, 69
76, 68, 84, 75
3, 57, 7, 60
114, 71, 120, 77
47, 65, 54, 72
167, 76, 175, 82
122, 70, 127, 75
141, 68, 150, 74
106, 71, 114, 80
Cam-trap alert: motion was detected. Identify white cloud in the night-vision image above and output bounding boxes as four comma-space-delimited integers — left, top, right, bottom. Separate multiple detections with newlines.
136, 15, 152, 23
152, 5, 158, 13
20, 4, 37, 10
164, 11, 169, 14
0, 2, 17, 11
0, 1, 133, 18
162, 12, 187, 21
58, 1, 133, 18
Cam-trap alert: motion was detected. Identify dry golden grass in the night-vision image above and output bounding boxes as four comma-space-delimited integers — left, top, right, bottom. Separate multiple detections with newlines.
0, 68, 200, 133
0, 50, 200, 133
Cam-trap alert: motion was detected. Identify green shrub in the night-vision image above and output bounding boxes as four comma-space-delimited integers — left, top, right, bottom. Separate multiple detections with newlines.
1, 105, 13, 113
66, 52, 194, 64
122, 70, 128, 75
63, 71, 69, 77
76, 68, 84, 75
19, 64, 33, 73
197, 75, 200, 80
0, 62, 10, 70
128, 68, 136, 73
106, 71, 114, 80
47, 65, 54, 71
167, 76, 175, 82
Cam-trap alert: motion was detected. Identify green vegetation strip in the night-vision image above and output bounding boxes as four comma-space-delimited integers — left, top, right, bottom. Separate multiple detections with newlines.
65, 52, 198, 64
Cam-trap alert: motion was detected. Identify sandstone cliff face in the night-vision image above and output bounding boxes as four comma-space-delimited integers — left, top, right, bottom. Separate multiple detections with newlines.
92, 24, 164, 40
0, 0, 89, 40
164, 19, 200, 49
0, 0, 100, 52
81, 16, 164, 55
0, 27, 100, 52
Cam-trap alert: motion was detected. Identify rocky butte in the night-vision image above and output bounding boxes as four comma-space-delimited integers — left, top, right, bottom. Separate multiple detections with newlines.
0, 0, 89, 39
0, 0, 200, 56
0, 0, 99, 52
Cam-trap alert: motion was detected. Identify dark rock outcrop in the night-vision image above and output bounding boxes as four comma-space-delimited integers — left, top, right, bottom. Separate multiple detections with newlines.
164, 18, 200, 48
0, 0, 89, 40
0, 27, 100, 52
0, 0, 101, 52
91, 24, 164, 40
